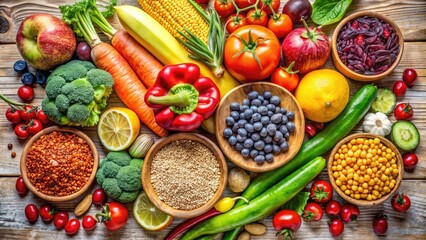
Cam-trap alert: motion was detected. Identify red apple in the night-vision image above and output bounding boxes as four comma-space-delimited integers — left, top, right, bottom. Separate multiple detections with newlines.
16, 13, 76, 71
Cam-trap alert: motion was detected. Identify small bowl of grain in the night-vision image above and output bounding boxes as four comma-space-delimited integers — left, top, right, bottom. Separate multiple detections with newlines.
328, 133, 403, 206
142, 133, 227, 218
20, 126, 98, 202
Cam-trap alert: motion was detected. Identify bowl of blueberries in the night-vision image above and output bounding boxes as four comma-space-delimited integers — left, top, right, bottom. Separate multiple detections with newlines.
215, 82, 305, 172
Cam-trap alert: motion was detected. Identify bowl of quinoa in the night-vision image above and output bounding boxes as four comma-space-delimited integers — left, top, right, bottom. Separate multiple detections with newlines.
142, 133, 227, 218
20, 126, 98, 202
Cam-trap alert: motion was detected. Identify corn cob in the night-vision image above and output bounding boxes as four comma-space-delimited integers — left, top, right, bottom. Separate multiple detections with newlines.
138, 0, 209, 44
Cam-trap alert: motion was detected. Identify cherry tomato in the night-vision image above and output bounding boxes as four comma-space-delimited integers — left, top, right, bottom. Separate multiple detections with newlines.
92, 188, 107, 206
234, 0, 257, 8
271, 62, 299, 91
272, 209, 302, 232
214, 0, 235, 18
393, 81, 407, 96
302, 202, 323, 222
82, 215, 97, 231
391, 192, 411, 212
20, 105, 36, 121
224, 25, 281, 82
15, 176, 28, 196
340, 203, 360, 223
17, 86, 34, 102
259, 0, 280, 15
5, 107, 21, 123
267, 13, 293, 39
403, 68, 417, 87
402, 153, 418, 170
246, 9, 268, 27
25, 204, 39, 223
225, 13, 247, 34
39, 203, 55, 222
36, 109, 50, 124
65, 218, 80, 235
54, 211, 69, 230
329, 218, 344, 237
27, 119, 43, 135
14, 123, 29, 140
325, 200, 341, 216
394, 102, 414, 120
304, 123, 316, 138
373, 214, 388, 235
99, 202, 128, 231
309, 180, 333, 203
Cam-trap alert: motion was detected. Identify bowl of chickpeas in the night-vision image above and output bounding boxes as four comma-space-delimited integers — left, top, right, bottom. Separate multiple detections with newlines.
328, 133, 403, 206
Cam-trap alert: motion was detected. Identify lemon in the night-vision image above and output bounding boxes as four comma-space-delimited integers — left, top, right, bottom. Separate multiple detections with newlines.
133, 192, 173, 231
295, 69, 350, 123
98, 107, 140, 151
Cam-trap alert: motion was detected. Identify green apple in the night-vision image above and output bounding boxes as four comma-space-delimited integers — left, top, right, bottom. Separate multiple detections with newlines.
16, 13, 76, 71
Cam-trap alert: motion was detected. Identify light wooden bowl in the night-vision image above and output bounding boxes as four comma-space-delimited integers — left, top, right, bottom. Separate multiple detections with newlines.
331, 11, 404, 81
20, 126, 98, 202
215, 82, 305, 173
328, 133, 403, 206
142, 133, 227, 219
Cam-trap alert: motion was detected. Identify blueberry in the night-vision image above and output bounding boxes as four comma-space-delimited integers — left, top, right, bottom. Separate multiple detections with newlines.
230, 111, 240, 120
267, 111, 274, 117
241, 148, 250, 158
251, 113, 261, 121
272, 144, 281, 153
237, 134, 247, 143
258, 106, 268, 115
279, 125, 288, 135
232, 123, 239, 132
251, 99, 262, 107
235, 143, 244, 151
226, 116, 235, 126
262, 100, 269, 106
223, 128, 233, 138
228, 136, 237, 145
35, 70, 49, 85
260, 116, 270, 125
263, 91, 272, 100
254, 155, 265, 163
243, 138, 254, 148
266, 104, 276, 111
286, 122, 296, 132
250, 106, 258, 113
286, 111, 295, 120
242, 99, 250, 106
13, 60, 28, 74
264, 144, 272, 153
240, 105, 249, 112
271, 113, 283, 124
264, 135, 273, 144
248, 91, 259, 100
267, 123, 277, 135
251, 133, 261, 141
237, 128, 248, 137
275, 106, 281, 113
257, 95, 264, 102
284, 132, 290, 139
230, 102, 240, 111
239, 112, 246, 120
258, 151, 265, 156
274, 131, 284, 143
260, 127, 268, 137
280, 141, 289, 151
265, 153, 274, 162
244, 109, 254, 119
245, 123, 254, 133
281, 115, 288, 124
280, 107, 287, 114
238, 119, 247, 128
250, 149, 259, 158
254, 140, 265, 150
21, 72, 35, 86
270, 96, 281, 106
253, 122, 263, 131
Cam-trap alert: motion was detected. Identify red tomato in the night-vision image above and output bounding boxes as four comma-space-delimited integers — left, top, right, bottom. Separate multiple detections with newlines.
36, 109, 50, 124
225, 13, 247, 34
273, 209, 301, 231
373, 214, 388, 235
20, 105, 36, 121
14, 123, 29, 140
329, 218, 344, 237
246, 9, 268, 26
304, 123, 316, 138
5, 107, 21, 123
402, 153, 419, 170
393, 81, 407, 96
39, 203, 55, 222
309, 180, 333, 203
271, 61, 299, 91
267, 14, 293, 38
92, 188, 107, 206
25, 204, 39, 223
27, 119, 43, 135
100, 202, 128, 231
17, 86, 34, 102
325, 200, 341, 216
214, 0, 235, 18
391, 192, 411, 212
259, 0, 280, 15
394, 102, 414, 120
16, 176, 28, 196
302, 202, 323, 222
54, 211, 69, 230
340, 203, 360, 223
403, 68, 417, 87
235, 0, 257, 8
224, 25, 280, 82
82, 215, 97, 231
65, 219, 80, 235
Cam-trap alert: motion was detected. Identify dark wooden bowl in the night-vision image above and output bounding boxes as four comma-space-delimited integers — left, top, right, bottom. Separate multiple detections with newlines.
142, 133, 227, 218
215, 82, 305, 172
20, 126, 98, 202
328, 133, 404, 206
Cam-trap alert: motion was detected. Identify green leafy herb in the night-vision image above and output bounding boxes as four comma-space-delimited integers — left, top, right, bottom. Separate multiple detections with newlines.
282, 191, 310, 215
311, 0, 353, 26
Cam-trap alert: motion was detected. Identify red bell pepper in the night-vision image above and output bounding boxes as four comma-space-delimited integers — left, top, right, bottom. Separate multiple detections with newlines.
144, 63, 220, 132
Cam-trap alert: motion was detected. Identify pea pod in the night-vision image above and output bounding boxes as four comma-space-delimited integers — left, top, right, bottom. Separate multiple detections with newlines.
180, 157, 326, 240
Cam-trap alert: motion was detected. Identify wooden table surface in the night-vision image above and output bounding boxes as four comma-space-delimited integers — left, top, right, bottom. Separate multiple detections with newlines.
0, 0, 425, 239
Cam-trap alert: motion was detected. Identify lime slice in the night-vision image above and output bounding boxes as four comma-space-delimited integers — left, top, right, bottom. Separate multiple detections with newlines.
371, 88, 396, 115
133, 192, 173, 231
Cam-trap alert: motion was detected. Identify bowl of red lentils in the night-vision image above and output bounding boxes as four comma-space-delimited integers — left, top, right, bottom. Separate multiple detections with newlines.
142, 133, 228, 218
328, 133, 403, 206
20, 126, 98, 202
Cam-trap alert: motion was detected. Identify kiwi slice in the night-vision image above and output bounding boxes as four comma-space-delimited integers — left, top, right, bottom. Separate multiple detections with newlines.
391, 121, 420, 151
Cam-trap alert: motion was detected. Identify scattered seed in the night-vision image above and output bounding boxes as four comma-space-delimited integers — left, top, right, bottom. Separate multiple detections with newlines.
11, 152, 16, 158
8, 143, 13, 150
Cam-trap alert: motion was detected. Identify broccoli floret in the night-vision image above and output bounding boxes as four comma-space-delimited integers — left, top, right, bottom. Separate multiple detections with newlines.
77, 60, 96, 71
117, 190, 139, 203
50, 61, 88, 82
62, 79, 94, 104
67, 103, 90, 123
96, 167, 105, 186
102, 161, 121, 178
107, 151, 132, 167
116, 166, 141, 192
41, 98, 63, 123
102, 178, 122, 199
55, 94, 70, 112
87, 69, 114, 103
45, 76, 66, 99
129, 159, 143, 170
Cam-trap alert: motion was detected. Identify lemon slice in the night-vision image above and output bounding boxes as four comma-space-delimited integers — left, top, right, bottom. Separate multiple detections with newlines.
371, 88, 396, 115
133, 192, 173, 231
98, 107, 140, 151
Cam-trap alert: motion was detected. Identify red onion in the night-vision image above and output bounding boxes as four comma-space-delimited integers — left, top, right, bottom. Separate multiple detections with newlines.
281, 20, 330, 75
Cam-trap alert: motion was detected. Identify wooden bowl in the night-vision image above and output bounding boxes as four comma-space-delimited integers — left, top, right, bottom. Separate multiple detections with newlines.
331, 11, 404, 81
20, 126, 99, 202
142, 133, 227, 218
215, 82, 305, 172
328, 133, 404, 206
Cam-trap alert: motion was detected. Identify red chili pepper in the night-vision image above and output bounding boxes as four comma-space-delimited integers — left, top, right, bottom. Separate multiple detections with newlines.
145, 63, 220, 131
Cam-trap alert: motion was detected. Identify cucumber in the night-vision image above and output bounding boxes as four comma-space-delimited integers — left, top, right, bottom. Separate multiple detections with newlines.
371, 88, 396, 115
391, 121, 420, 151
